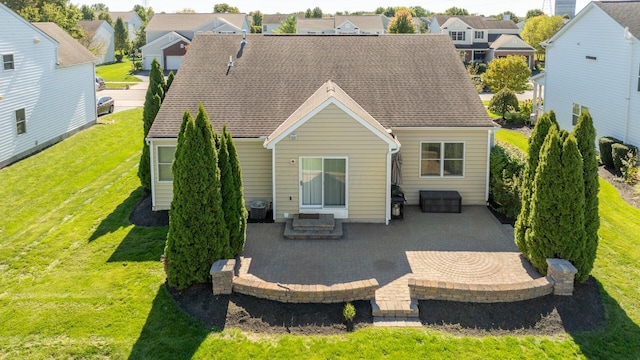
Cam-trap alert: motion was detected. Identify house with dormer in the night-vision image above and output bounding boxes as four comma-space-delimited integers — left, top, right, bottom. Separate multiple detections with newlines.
0, 4, 97, 168
431, 15, 535, 69
140, 13, 250, 70
146, 34, 495, 223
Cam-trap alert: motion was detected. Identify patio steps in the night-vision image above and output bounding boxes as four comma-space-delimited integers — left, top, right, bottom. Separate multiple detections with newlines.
284, 214, 343, 239
370, 298, 419, 320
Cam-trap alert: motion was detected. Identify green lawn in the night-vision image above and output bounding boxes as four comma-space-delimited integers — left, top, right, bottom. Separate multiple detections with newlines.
0, 121, 639, 358
496, 129, 529, 153
96, 58, 141, 89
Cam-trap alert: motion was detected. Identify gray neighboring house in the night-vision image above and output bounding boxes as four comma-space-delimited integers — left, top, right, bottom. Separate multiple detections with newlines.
78, 20, 115, 64
430, 15, 535, 69
146, 34, 495, 224
140, 13, 250, 70
109, 11, 143, 41
296, 15, 391, 34
262, 14, 291, 34
1, 3, 98, 168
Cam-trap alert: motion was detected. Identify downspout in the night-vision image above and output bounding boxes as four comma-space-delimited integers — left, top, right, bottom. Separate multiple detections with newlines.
271, 147, 277, 221
624, 27, 633, 143
148, 138, 157, 210
386, 145, 400, 225
485, 129, 493, 204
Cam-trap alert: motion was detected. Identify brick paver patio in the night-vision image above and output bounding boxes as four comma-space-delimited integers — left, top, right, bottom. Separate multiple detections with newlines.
238, 206, 544, 324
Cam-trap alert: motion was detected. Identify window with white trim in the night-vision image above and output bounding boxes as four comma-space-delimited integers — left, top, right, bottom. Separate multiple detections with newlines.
474, 31, 484, 39
15, 108, 26, 135
572, 103, 589, 126
157, 146, 176, 181
420, 142, 464, 177
449, 31, 465, 41
637, 64, 640, 91
3, 54, 14, 70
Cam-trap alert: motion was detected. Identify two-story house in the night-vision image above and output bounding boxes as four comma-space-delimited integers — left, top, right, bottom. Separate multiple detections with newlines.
140, 13, 250, 70
532, 1, 640, 149
430, 15, 535, 69
109, 11, 143, 42
296, 15, 391, 35
0, 4, 98, 168
78, 20, 115, 64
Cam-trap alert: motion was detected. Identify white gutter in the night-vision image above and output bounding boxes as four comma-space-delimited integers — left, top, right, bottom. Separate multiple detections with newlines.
624, 27, 633, 143
149, 139, 157, 210
485, 129, 492, 204
271, 147, 277, 221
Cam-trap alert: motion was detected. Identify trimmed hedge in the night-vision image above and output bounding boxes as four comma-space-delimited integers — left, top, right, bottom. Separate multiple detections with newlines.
489, 142, 526, 219
598, 136, 622, 168
612, 143, 638, 172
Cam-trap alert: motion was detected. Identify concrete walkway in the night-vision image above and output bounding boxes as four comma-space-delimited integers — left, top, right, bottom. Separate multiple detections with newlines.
240, 206, 543, 325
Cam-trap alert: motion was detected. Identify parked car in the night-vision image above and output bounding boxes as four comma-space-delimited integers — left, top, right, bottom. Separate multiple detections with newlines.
97, 96, 114, 116
95, 76, 105, 91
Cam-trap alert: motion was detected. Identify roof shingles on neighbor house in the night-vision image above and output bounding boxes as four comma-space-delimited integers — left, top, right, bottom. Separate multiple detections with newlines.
148, 34, 492, 139
595, 0, 640, 38
32, 22, 97, 66
144, 13, 248, 33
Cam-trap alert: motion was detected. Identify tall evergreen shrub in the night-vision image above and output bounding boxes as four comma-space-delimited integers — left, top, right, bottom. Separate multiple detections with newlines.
165, 105, 228, 290
217, 131, 235, 259
138, 58, 166, 190
514, 113, 557, 256
224, 126, 247, 255
573, 110, 599, 282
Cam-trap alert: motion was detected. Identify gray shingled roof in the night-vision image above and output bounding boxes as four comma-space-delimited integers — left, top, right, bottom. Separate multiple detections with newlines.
297, 18, 335, 30
263, 14, 292, 24
435, 15, 519, 30
32, 22, 97, 66
595, 1, 640, 39
145, 13, 247, 32
335, 15, 386, 30
148, 34, 493, 139
109, 11, 135, 22
78, 20, 108, 33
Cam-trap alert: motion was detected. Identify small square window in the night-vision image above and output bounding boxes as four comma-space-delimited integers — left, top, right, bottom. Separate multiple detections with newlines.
157, 146, 176, 181
572, 103, 589, 126
3, 54, 14, 71
16, 108, 26, 135
421, 142, 464, 177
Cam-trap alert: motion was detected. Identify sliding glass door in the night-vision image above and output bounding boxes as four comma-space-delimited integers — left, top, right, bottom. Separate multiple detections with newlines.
300, 157, 346, 209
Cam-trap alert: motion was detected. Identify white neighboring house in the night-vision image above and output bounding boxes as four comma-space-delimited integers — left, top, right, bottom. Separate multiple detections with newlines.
141, 13, 250, 70
262, 14, 291, 34
533, 1, 640, 148
0, 4, 98, 168
109, 11, 143, 42
78, 20, 115, 64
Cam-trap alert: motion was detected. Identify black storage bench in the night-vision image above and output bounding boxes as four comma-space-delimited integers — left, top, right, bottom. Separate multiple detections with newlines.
419, 191, 461, 213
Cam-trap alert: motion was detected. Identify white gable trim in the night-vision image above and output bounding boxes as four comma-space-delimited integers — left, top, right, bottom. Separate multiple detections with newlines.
441, 17, 472, 30
264, 98, 399, 150
141, 31, 190, 51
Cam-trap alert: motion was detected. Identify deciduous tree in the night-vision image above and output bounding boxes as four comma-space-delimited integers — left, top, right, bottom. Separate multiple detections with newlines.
387, 9, 416, 34
113, 16, 129, 54
481, 55, 531, 93
80, 4, 94, 20
489, 88, 519, 120
521, 15, 564, 61
213, 3, 239, 13
444, 7, 468, 16
526, 9, 544, 20
250, 10, 262, 33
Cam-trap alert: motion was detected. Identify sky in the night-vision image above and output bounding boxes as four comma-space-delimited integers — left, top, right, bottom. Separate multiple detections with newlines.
77, 0, 592, 18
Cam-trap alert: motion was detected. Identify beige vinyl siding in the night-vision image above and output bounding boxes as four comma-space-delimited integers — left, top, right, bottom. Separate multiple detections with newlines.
234, 139, 273, 206
393, 129, 490, 205
152, 139, 177, 210
273, 104, 388, 222
151, 138, 272, 211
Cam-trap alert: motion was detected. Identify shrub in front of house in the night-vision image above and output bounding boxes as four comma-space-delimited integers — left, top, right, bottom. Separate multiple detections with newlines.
598, 136, 623, 168
489, 143, 525, 219
612, 143, 638, 173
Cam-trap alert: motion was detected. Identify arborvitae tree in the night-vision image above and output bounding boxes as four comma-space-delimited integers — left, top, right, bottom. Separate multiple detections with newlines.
137, 58, 166, 190
224, 125, 247, 255
217, 130, 235, 259
514, 113, 557, 256
526, 126, 564, 272
559, 135, 587, 278
114, 16, 129, 54
573, 110, 599, 281
165, 105, 229, 290
387, 9, 417, 34
164, 71, 175, 97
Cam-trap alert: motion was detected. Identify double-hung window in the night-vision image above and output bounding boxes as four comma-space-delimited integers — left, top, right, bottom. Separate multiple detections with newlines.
572, 103, 589, 125
420, 142, 464, 177
449, 31, 465, 41
474, 31, 484, 39
15, 108, 26, 135
3, 54, 14, 70
157, 146, 176, 181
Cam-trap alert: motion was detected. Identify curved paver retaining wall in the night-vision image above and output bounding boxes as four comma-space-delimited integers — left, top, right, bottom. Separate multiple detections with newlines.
233, 277, 379, 303
408, 277, 554, 303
